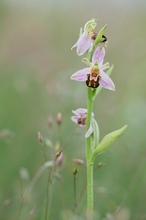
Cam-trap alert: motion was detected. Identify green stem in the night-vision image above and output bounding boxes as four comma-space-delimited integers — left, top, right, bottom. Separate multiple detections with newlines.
86, 87, 94, 217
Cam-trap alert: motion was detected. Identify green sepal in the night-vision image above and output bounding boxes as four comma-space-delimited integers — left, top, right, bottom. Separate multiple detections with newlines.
92, 65, 114, 100
93, 24, 107, 49
90, 125, 128, 162
89, 24, 107, 61
91, 118, 100, 151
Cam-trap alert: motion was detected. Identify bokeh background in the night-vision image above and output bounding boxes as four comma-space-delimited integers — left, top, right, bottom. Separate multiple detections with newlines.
0, 0, 146, 219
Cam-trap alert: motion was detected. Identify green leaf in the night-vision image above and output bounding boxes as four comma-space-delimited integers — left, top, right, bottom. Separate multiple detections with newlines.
92, 65, 114, 100
91, 125, 128, 162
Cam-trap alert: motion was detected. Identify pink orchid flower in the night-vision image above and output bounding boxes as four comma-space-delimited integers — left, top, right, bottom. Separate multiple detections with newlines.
71, 108, 94, 138
70, 46, 115, 91
71, 18, 97, 56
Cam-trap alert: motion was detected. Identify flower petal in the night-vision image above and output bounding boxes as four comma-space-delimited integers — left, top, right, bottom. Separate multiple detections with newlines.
71, 42, 78, 51
85, 124, 93, 138
82, 58, 93, 67
76, 32, 92, 56
71, 116, 78, 124
71, 28, 83, 51
100, 70, 115, 91
71, 116, 86, 127
100, 62, 109, 71
89, 41, 93, 52
70, 68, 90, 81
92, 46, 105, 66
72, 108, 87, 116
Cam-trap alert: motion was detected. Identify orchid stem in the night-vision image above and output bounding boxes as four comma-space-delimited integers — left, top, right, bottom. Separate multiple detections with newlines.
86, 87, 94, 218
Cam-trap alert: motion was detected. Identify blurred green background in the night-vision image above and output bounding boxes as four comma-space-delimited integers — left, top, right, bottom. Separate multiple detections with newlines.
0, 0, 146, 219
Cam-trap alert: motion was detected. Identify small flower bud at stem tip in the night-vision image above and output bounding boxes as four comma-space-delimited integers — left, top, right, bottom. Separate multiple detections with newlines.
73, 158, 84, 166
47, 116, 53, 128
73, 167, 78, 176
56, 112, 62, 125
56, 152, 63, 167
95, 162, 105, 170
37, 132, 43, 143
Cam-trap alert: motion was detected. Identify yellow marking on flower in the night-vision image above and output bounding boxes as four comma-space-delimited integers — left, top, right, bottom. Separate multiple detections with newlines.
91, 66, 100, 76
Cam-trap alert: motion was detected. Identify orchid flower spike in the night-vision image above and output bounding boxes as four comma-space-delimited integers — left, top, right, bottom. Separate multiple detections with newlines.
70, 46, 115, 91
71, 18, 97, 56
71, 108, 94, 138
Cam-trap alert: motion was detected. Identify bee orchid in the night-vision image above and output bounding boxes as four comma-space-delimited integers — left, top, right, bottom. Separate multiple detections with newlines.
71, 108, 94, 138
71, 46, 115, 91
71, 18, 97, 56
